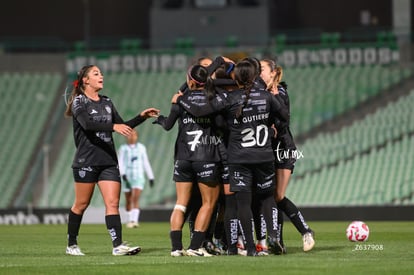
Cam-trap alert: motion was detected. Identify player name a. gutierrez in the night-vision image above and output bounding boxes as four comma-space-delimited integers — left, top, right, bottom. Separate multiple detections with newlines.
234, 113, 269, 124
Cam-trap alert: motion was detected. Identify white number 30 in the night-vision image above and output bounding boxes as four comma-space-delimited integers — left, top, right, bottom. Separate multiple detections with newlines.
241, 125, 268, 147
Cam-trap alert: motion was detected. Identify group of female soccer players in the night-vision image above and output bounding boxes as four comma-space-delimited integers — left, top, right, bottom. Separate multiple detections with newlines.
153, 55, 315, 257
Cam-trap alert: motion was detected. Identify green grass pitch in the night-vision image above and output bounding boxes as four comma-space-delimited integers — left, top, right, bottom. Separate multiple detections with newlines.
0, 221, 413, 274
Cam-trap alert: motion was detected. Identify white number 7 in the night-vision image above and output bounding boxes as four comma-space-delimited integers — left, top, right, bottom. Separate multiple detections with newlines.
187, 130, 203, 151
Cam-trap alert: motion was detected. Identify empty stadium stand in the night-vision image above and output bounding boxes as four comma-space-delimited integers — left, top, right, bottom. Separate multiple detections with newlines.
289, 90, 414, 206
0, 72, 62, 208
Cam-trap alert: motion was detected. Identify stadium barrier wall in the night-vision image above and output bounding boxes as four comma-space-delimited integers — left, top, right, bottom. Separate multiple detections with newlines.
0, 206, 413, 225
65, 44, 401, 76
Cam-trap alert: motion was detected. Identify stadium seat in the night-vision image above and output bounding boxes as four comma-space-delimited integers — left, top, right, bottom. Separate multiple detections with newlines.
289, 89, 414, 206
0, 72, 62, 208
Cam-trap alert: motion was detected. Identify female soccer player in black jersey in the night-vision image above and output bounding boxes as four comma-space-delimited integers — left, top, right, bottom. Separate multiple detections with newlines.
173, 60, 288, 256
178, 56, 237, 255
179, 57, 212, 239
154, 65, 222, 257
64, 65, 159, 256
260, 59, 315, 252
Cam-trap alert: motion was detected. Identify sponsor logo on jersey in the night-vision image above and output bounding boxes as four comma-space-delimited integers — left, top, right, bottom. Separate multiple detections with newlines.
203, 163, 215, 169
258, 105, 267, 113
197, 170, 213, 178
236, 180, 246, 186
257, 180, 272, 189
90, 109, 98, 114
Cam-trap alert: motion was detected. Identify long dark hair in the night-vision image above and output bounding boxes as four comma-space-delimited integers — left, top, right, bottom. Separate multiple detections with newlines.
64, 65, 95, 117
188, 64, 215, 100
234, 60, 255, 120
242, 57, 261, 78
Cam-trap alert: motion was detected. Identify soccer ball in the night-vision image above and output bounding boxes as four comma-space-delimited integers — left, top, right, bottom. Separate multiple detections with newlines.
346, 221, 369, 242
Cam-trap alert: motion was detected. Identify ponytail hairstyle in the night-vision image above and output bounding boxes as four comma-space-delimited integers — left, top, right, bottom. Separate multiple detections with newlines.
234, 60, 256, 120
261, 59, 283, 91
242, 57, 261, 78
214, 62, 235, 80
64, 65, 95, 117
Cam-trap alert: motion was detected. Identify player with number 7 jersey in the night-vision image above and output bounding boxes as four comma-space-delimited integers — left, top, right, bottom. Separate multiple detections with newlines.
153, 65, 223, 257
153, 95, 222, 163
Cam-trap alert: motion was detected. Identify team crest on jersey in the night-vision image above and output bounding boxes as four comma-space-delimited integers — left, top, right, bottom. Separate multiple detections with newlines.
79, 170, 86, 178
105, 105, 112, 114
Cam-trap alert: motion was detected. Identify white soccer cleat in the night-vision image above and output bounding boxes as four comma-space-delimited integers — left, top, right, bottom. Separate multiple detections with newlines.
237, 247, 247, 256
170, 249, 186, 257
112, 243, 141, 256
237, 235, 246, 256
302, 231, 315, 252
186, 247, 213, 257
66, 245, 85, 256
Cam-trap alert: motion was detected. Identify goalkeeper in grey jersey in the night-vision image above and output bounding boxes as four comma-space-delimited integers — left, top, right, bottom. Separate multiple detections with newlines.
118, 129, 155, 228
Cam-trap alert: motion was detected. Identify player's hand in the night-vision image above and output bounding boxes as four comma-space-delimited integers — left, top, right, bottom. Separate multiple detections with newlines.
171, 91, 183, 104
152, 115, 165, 125
113, 124, 133, 137
222, 56, 235, 64
141, 108, 160, 118
149, 179, 154, 188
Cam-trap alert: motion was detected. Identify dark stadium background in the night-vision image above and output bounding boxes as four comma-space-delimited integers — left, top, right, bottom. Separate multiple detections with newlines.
0, 0, 413, 224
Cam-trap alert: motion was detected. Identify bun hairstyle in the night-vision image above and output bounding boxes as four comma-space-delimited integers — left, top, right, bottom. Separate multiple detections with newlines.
64, 65, 95, 117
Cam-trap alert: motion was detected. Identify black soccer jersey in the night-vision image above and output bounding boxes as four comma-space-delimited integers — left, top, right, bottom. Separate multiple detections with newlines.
272, 83, 296, 151
71, 94, 146, 168
154, 90, 222, 162
177, 87, 288, 164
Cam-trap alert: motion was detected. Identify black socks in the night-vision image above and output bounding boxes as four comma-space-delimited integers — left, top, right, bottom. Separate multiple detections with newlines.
278, 197, 310, 235
105, 214, 123, 247
67, 210, 83, 246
